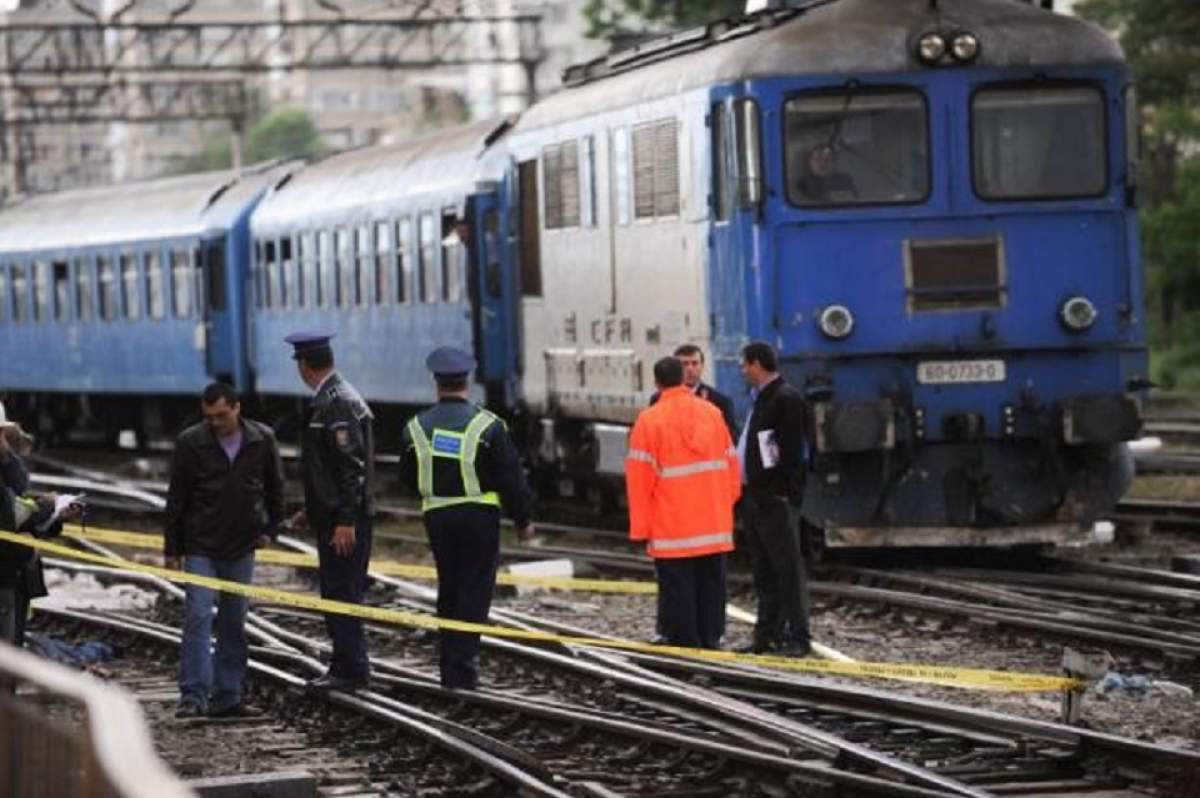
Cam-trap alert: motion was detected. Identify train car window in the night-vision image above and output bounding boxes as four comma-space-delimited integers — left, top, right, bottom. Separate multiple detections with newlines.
518, 160, 543, 297
440, 210, 462, 303
11, 264, 28, 323
75, 258, 93, 323
785, 89, 928, 207
632, 118, 680, 219
97, 257, 117, 321
317, 230, 331, 308
32, 260, 50, 323
1124, 86, 1140, 187
542, 142, 581, 229
374, 221, 390, 305
121, 254, 142, 320
0, 267, 6, 323
145, 252, 165, 320
254, 240, 265, 309
170, 248, 192, 318
298, 233, 314, 309
735, 99, 763, 208
484, 209, 502, 299
335, 227, 351, 308
207, 244, 227, 312
265, 240, 280, 310
972, 84, 1106, 200
396, 218, 411, 304
418, 212, 437, 303
712, 103, 731, 221
355, 225, 371, 307
612, 127, 631, 226
280, 237, 295, 309
11, 264, 27, 323
581, 135, 597, 227
52, 261, 70, 322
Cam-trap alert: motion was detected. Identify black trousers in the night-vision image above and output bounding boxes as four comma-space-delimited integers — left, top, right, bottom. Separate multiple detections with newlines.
315, 515, 373, 679
741, 491, 810, 647
424, 504, 501, 689
654, 553, 727, 649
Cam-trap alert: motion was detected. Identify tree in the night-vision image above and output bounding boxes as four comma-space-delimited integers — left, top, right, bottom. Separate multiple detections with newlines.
243, 108, 325, 165
173, 108, 325, 175
1076, 0, 1200, 356
583, 0, 744, 42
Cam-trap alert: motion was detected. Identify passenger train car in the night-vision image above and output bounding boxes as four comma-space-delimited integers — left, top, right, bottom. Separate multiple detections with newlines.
0, 0, 1147, 547
0, 163, 294, 443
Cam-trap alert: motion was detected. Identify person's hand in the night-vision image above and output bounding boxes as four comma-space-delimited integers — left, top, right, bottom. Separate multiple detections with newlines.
164, 556, 182, 571
254, 534, 272, 550
331, 525, 356, 557
516, 524, 536, 544
287, 509, 307, 532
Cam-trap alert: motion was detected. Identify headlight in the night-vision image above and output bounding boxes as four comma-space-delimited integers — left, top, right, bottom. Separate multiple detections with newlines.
950, 32, 980, 63
916, 32, 946, 64
819, 305, 855, 339
1061, 297, 1098, 331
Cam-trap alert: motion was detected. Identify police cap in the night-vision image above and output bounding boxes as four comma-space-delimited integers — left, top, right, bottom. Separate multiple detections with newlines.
285, 331, 336, 360
425, 346, 475, 379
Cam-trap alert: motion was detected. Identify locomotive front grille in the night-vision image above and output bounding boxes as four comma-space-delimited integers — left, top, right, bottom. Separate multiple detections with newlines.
905, 238, 1005, 312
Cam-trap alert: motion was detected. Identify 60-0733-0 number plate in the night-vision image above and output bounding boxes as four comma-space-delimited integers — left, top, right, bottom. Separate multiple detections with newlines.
916, 359, 1006, 385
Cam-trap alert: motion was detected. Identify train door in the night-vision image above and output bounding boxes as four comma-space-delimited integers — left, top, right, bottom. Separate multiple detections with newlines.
200, 234, 233, 381
468, 187, 519, 407
706, 95, 759, 415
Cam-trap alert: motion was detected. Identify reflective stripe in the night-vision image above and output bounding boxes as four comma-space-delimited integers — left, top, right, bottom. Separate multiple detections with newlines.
13, 496, 36, 529
647, 531, 734, 553
407, 412, 501, 512
660, 459, 729, 479
626, 449, 657, 466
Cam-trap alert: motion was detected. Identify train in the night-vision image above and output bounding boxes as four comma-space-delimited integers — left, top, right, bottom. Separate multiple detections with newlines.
0, 0, 1148, 548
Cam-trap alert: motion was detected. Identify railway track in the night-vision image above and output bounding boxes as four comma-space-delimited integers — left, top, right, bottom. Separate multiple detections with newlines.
35, 544, 1200, 798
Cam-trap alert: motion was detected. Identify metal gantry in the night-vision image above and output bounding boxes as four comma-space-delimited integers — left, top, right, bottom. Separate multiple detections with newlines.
0, 1, 543, 196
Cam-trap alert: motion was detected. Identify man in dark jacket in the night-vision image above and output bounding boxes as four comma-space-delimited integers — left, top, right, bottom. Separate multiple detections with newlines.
736, 341, 812, 656
287, 331, 375, 691
164, 382, 284, 717
399, 346, 533, 689
650, 344, 737, 439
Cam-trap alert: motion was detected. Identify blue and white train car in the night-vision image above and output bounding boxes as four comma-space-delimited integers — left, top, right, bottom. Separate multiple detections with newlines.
0, 163, 293, 442
505, 0, 1148, 545
248, 119, 521, 427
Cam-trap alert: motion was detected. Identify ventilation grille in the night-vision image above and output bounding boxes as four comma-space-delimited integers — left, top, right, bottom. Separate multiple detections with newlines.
907, 239, 1005, 312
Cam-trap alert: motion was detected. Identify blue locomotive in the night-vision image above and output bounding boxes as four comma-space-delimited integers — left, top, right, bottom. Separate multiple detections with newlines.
0, 0, 1147, 547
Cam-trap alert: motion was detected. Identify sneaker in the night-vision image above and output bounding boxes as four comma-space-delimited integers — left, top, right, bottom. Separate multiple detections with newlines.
175, 701, 206, 719
208, 702, 263, 719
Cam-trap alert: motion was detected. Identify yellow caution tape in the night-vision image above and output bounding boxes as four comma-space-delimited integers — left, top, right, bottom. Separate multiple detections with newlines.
6, 530, 1085, 694
62, 525, 657, 594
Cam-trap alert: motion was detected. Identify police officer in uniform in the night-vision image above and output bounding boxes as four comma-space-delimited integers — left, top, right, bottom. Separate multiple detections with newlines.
399, 346, 533, 690
286, 331, 374, 690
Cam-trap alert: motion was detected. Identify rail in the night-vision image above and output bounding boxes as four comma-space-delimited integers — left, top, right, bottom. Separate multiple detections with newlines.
0, 641, 192, 798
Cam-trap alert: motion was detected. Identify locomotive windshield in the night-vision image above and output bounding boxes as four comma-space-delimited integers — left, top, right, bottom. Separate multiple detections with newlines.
784, 89, 928, 208
972, 85, 1107, 200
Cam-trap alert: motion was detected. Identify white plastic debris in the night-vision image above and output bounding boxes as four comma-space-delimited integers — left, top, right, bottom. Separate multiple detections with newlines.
38, 569, 160, 612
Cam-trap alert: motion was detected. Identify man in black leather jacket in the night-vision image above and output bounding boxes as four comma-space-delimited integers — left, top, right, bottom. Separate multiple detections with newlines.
287, 331, 375, 691
163, 382, 284, 717
736, 341, 812, 656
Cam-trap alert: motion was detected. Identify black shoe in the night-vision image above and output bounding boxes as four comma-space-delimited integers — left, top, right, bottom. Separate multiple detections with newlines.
208, 702, 263, 719
307, 673, 368, 691
175, 701, 206, 719
770, 640, 812, 658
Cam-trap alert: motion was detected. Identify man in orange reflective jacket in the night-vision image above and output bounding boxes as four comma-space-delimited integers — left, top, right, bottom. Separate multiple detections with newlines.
627, 357, 741, 649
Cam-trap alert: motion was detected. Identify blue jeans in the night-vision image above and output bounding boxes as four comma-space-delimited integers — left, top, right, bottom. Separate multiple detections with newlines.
180, 553, 255, 711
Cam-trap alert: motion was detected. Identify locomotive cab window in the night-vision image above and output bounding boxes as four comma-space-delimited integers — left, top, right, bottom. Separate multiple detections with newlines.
972, 84, 1106, 200
785, 89, 929, 207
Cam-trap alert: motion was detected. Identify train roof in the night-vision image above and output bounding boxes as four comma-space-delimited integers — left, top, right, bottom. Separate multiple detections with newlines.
518, 0, 1123, 130
252, 118, 512, 233
0, 162, 296, 254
